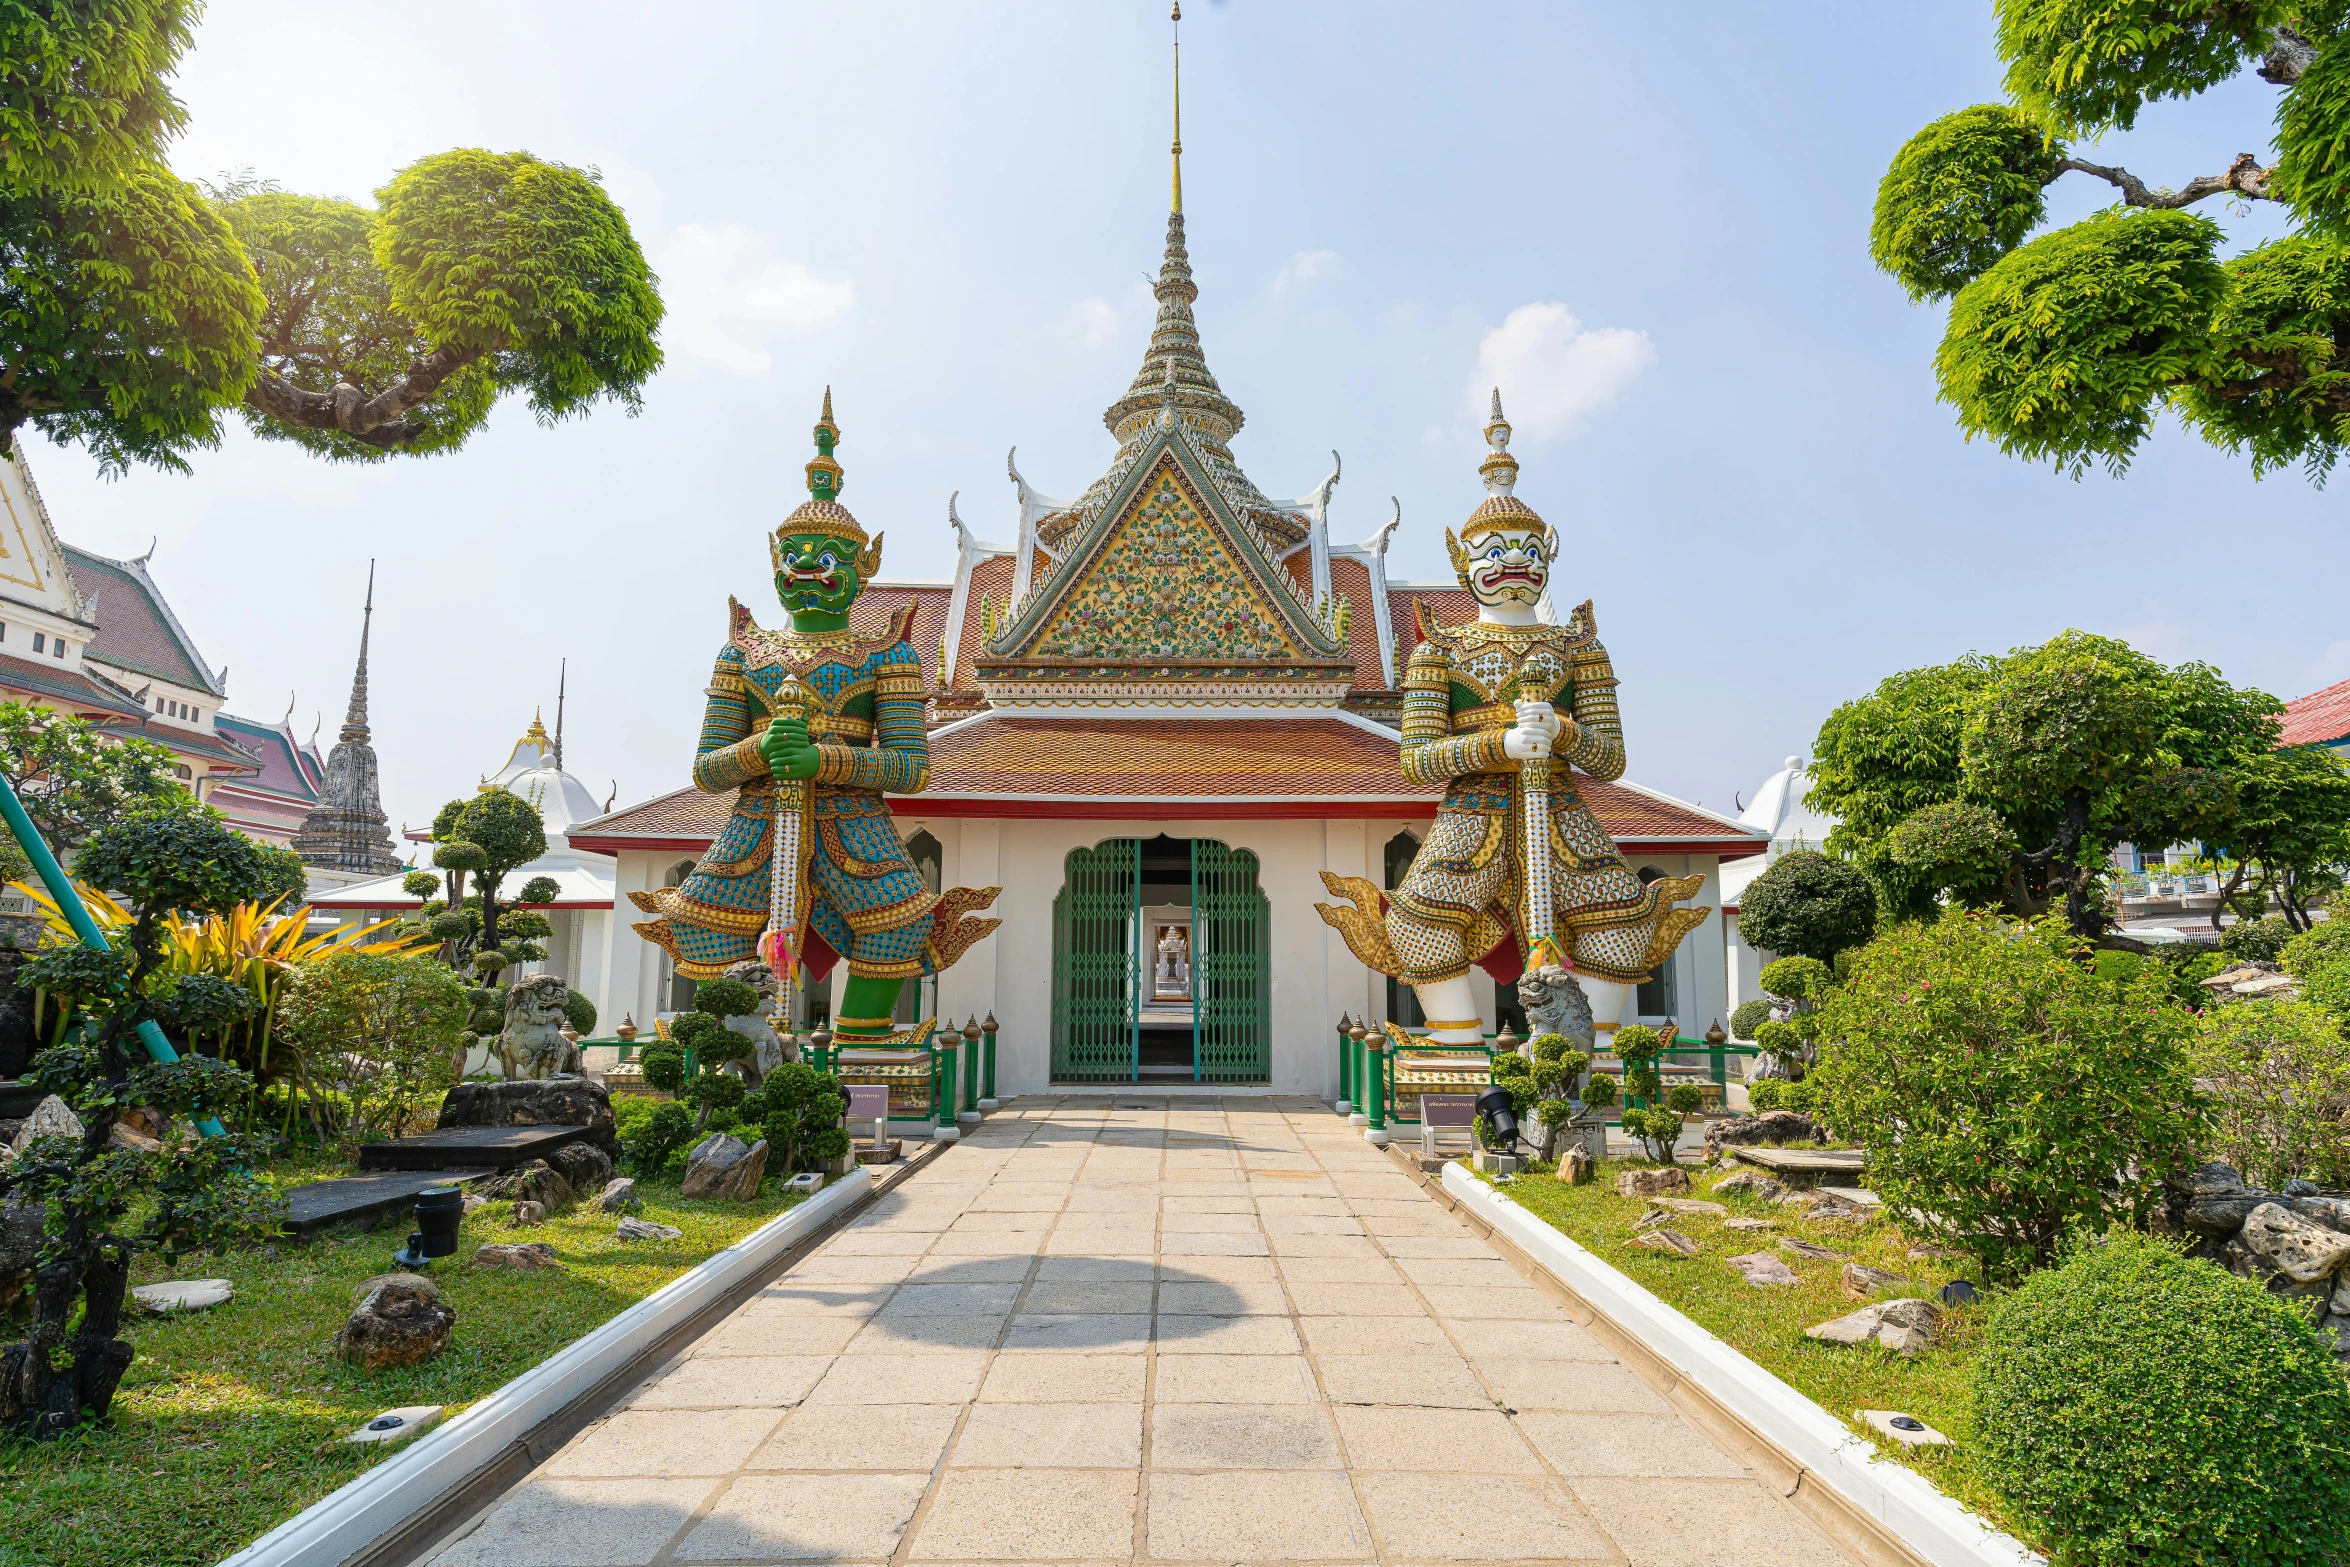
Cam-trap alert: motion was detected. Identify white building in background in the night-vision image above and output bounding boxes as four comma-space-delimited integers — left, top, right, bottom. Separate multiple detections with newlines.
310, 715, 620, 1031
1720, 755, 1840, 1022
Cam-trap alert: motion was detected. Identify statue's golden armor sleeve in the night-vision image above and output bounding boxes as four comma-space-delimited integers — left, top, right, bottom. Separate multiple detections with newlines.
691, 646, 772, 793
1399, 639, 1507, 786
1562, 639, 1625, 782
812, 649, 931, 794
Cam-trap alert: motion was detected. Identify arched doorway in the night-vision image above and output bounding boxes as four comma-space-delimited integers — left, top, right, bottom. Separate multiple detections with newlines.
1050, 836, 1268, 1083
1382, 831, 1427, 1031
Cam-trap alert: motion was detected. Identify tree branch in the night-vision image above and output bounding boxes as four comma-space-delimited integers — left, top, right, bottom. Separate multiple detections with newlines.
2056, 151, 2277, 207
242, 338, 494, 450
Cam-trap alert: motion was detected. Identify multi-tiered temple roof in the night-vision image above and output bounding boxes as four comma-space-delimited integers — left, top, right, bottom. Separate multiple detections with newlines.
290, 565, 403, 874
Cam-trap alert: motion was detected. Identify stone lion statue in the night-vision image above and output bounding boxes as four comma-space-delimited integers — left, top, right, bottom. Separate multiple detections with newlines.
496, 974, 577, 1080
719, 959, 792, 1079
1516, 964, 1595, 1056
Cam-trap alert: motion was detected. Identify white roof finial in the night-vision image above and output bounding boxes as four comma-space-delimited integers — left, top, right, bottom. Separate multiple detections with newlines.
1479, 387, 1518, 497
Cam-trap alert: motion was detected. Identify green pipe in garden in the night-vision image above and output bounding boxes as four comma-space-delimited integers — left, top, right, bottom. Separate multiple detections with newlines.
0, 772, 223, 1138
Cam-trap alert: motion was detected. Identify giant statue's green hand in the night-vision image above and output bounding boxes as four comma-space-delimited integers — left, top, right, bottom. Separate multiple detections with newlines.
758, 717, 821, 781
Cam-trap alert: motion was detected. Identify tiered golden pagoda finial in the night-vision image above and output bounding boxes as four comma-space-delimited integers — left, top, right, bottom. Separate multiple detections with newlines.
1171, 3, 1183, 215
522, 708, 551, 750
775, 386, 873, 555
1460, 387, 1545, 542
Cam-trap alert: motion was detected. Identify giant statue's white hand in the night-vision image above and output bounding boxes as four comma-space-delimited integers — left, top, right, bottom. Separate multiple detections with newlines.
1503, 724, 1552, 762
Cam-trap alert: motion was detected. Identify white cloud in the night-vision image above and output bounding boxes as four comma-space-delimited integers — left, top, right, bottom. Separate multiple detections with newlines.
651, 222, 854, 376
1273, 248, 1340, 297
1075, 296, 1121, 348
1469, 302, 1655, 439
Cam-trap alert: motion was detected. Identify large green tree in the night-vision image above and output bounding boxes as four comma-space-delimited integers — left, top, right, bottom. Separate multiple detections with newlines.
1811, 630, 2285, 939
1873, 2, 2350, 480
0, 3, 663, 473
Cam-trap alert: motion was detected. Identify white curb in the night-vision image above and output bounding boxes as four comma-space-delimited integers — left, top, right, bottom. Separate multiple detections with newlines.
219, 1169, 872, 1567
1440, 1164, 2043, 1567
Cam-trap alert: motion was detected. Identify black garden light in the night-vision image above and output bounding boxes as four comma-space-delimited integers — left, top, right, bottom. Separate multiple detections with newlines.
1474, 1085, 1521, 1151
392, 1186, 466, 1270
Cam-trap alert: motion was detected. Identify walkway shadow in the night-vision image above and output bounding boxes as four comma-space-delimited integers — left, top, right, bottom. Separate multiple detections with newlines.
758, 1254, 1245, 1348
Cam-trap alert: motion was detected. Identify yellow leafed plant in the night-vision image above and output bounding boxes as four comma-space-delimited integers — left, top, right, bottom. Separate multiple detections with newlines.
11, 882, 435, 1072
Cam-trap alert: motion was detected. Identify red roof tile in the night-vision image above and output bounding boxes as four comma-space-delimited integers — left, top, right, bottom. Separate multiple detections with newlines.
2283, 676, 2350, 748
62, 547, 216, 693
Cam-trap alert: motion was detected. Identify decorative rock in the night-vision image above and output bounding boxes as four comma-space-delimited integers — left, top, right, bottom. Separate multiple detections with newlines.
462, 1194, 488, 1216
1728, 1251, 1800, 1286
2165, 1160, 2247, 1199
338, 1274, 456, 1370
508, 1201, 545, 1227
1648, 1197, 1729, 1217
2239, 1202, 2350, 1282
7, 1094, 82, 1157
0, 1189, 42, 1279
1614, 1167, 1691, 1198
1801, 1192, 1873, 1222
1907, 1242, 1963, 1261
596, 1177, 639, 1213
471, 1242, 558, 1270
1633, 1208, 1675, 1233
1805, 1297, 1943, 1356
1560, 1145, 1594, 1186
1841, 1263, 1913, 1298
479, 1158, 576, 1213
547, 1140, 614, 1202
107, 1120, 162, 1153
1702, 1109, 1819, 1160
1858, 1409, 1953, 1448
1780, 1237, 1849, 1263
1724, 1217, 1776, 1233
436, 1077, 621, 1161
2320, 1313, 2350, 1358
681, 1134, 769, 1201
2183, 1188, 2279, 1238
1629, 1229, 1700, 1256
2331, 1271, 2350, 1317
615, 1216, 683, 1242
344, 1404, 446, 1446
1713, 1170, 1791, 1202
132, 1279, 233, 1314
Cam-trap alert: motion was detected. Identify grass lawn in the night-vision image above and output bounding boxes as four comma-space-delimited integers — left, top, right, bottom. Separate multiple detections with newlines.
0, 1175, 802, 1567
1485, 1155, 2037, 1551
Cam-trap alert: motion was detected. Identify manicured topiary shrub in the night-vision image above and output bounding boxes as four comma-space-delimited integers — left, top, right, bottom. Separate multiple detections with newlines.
2221, 914, 2295, 964
1739, 850, 1878, 963
1976, 1232, 2350, 1567
1727, 998, 1770, 1040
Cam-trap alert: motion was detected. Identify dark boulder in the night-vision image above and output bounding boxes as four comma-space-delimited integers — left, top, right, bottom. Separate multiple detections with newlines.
436, 1077, 619, 1161
547, 1140, 613, 1199
477, 1158, 576, 1213
338, 1274, 455, 1370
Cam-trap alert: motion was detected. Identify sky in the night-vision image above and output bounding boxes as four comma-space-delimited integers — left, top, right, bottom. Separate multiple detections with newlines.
22, 1, 2347, 837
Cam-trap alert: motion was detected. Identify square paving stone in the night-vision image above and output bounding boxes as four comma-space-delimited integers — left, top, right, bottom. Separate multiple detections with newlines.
1260, 1215, 1366, 1236
1161, 1230, 1270, 1256
545, 1407, 784, 1477
748, 1283, 890, 1316
1002, 1312, 1152, 1352
1332, 1405, 1542, 1471
1153, 1314, 1302, 1354
1286, 1280, 1424, 1317
1162, 1194, 1256, 1213
1356, 1471, 1613, 1561
843, 1314, 1007, 1354
1145, 1470, 1370, 1560
1424, 1285, 1565, 1320
1373, 1234, 1497, 1259
967, 1190, 1068, 1211
1150, 1402, 1342, 1468
905, 1254, 1033, 1284
1266, 1232, 1379, 1258
822, 1230, 937, 1256
1153, 1354, 1319, 1403
1159, 1209, 1255, 1233
631, 1354, 830, 1409
428, 1477, 715, 1567
1025, 1280, 1157, 1315
952, 1401, 1143, 1467
1475, 1358, 1670, 1413
879, 1282, 1024, 1318
1163, 1252, 1280, 1283
1396, 1256, 1526, 1289
948, 1210, 1056, 1233
1275, 1253, 1406, 1284
1035, 1255, 1156, 1282
1045, 1229, 1157, 1256
1448, 1318, 1613, 1362
1316, 1353, 1490, 1409
979, 1352, 1147, 1402
788, 1254, 924, 1284
1157, 1277, 1288, 1315
1297, 1313, 1452, 1357
749, 1403, 962, 1471
675, 1472, 930, 1562
1517, 1411, 1752, 1478
803, 1352, 988, 1405
696, 1309, 867, 1358
931, 1231, 1046, 1256
1565, 1475, 1851, 1565
909, 1468, 1140, 1559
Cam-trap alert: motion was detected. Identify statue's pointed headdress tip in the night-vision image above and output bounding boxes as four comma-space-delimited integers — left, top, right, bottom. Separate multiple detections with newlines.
775, 386, 868, 556
1462, 385, 1540, 542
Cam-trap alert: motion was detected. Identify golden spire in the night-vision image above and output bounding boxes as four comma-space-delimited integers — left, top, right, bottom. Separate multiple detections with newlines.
523, 708, 551, 749
1170, 3, 1183, 215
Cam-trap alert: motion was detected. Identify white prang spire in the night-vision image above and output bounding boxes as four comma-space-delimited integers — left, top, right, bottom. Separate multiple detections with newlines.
1480, 389, 1519, 497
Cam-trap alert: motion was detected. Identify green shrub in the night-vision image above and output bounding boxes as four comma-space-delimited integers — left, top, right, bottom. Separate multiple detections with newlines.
1581, 1074, 1618, 1109
1746, 1077, 1787, 1111
1750, 1018, 1806, 1070
2222, 915, 2295, 964
742, 1062, 849, 1173
1727, 998, 1771, 1040
1976, 1232, 2350, 1567
561, 989, 597, 1037
1527, 1032, 1570, 1062
692, 976, 764, 1019
1490, 1050, 1531, 1081
2283, 920, 2350, 976
1739, 850, 1878, 964
624, 1099, 697, 1176
1758, 954, 1836, 1002
2194, 999, 2350, 1191
1810, 912, 2204, 1279
637, 1041, 685, 1094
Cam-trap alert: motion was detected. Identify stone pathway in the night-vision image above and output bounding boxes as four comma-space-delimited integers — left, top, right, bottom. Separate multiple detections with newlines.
429, 1097, 1854, 1566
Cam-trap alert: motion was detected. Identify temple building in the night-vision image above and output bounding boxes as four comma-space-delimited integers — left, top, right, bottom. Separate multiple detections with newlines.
572, 172, 1764, 1091
1718, 754, 1840, 1017
289, 566, 404, 880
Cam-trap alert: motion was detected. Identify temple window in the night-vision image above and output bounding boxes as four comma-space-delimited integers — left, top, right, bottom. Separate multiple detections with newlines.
31, 633, 43, 652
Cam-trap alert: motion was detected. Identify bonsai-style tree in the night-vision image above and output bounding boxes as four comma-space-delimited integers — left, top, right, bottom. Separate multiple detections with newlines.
0, 6, 662, 472
1611, 1024, 1703, 1163
742, 1062, 849, 1176
1736, 849, 1878, 964
2206, 743, 2350, 931
1811, 632, 2282, 939
0, 808, 283, 1437
1871, 3, 2350, 481
421, 788, 550, 981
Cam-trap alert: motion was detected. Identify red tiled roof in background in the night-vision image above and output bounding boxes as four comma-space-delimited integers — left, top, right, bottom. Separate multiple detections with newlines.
1331, 557, 1389, 690
0, 652, 149, 718
2282, 676, 2350, 747
571, 717, 1766, 847
215, 715, 320, 802
61, 547, 215, 692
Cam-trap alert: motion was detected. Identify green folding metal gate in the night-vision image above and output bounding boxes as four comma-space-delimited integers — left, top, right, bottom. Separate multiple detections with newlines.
1051, 840, 1140, 1082
1192, 839, 1270, 1083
